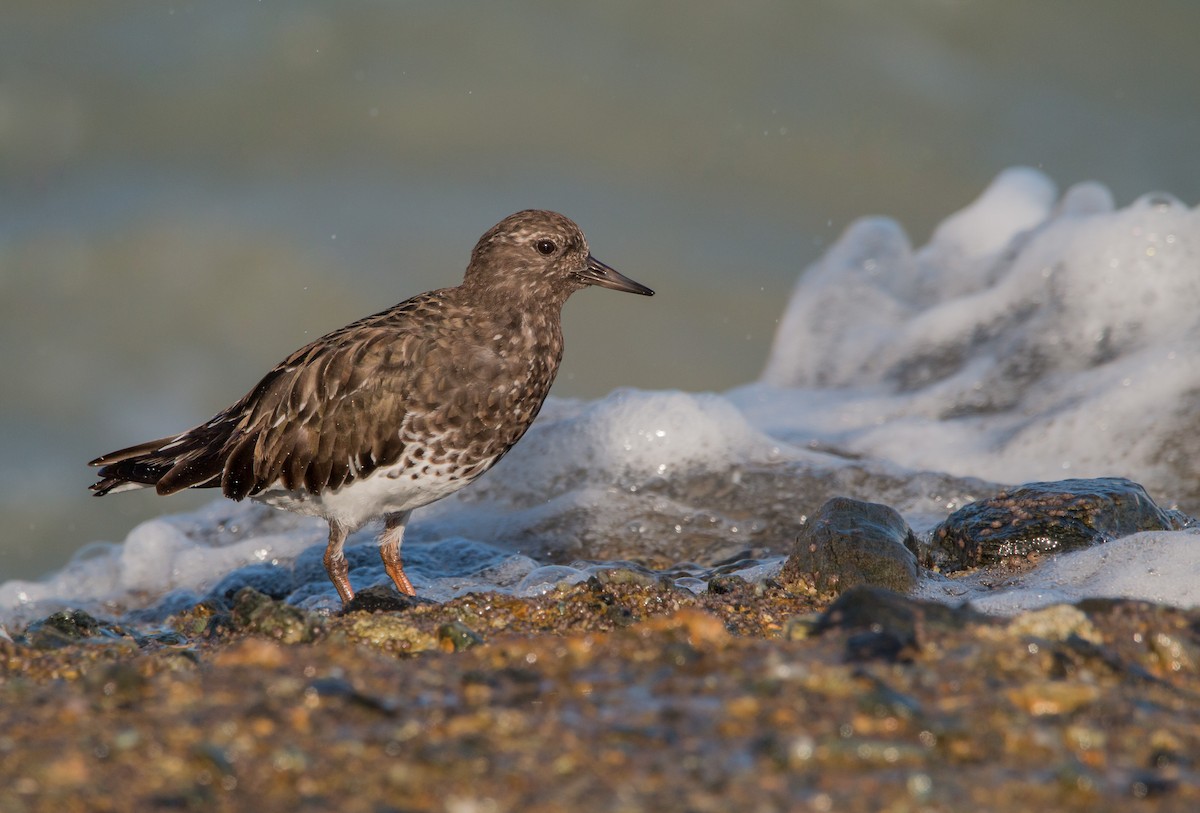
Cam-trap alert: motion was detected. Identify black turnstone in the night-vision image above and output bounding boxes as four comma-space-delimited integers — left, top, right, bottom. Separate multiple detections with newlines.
90, 210, 654, 605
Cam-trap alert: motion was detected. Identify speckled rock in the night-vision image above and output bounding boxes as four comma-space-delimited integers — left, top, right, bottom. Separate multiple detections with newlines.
229, 587, 323, 644
779, 497, 919, 594
17, 610, 106, 650
337, 611, 438, 654
928, 477, 1189, 571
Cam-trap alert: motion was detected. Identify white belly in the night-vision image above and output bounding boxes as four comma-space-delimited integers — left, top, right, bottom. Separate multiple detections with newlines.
252, 458, 481, 531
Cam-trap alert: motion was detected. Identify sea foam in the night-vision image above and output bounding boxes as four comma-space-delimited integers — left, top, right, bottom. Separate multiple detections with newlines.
743, 168, 1200, 503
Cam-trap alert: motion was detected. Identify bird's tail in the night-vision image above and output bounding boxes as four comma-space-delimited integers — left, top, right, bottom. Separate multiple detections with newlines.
89, 418, 235, 497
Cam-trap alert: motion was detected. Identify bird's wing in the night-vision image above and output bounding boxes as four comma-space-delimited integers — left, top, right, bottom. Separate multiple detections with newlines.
208, 304, 449, 501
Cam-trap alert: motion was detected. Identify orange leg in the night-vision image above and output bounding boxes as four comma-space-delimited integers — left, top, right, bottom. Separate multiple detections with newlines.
323, 520, 354, 605
380, 510, 416, 596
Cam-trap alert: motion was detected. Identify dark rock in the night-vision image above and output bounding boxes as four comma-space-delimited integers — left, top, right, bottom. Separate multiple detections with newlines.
707, 574, 750, 595
19, 609, 109, 650
41, 609, 101, 636
779, 497, 919, 594
1147, 746, 1190, 770
342, 584, 430, 614
809, 585, 987, 662
929, 477, 1186, 571
845, 630, 910, 663
308, 676, 400, 715
1130, 771, 1178, 798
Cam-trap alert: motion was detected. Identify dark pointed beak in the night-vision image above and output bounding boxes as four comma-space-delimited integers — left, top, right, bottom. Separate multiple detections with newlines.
573, 255, 655, 296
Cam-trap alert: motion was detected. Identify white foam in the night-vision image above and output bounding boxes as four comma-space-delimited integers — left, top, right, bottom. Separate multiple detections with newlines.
917, 529, 1200, 614
743, 168, 1200, 502
483, 388, 786, 494
0, 502, 323, 625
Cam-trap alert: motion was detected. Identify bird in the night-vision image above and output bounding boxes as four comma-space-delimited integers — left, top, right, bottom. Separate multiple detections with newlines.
90, 209, 654, 606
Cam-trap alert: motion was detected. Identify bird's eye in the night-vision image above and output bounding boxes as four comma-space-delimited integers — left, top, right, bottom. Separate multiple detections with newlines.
535, 239, 557, 256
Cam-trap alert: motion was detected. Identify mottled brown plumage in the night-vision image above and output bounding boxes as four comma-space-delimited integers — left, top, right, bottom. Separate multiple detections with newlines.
90, 210, 654, 605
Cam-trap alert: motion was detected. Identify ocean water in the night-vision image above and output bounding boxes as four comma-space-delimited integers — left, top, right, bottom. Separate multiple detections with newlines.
3, 3, 1200, 587
3, 168, 1198, 627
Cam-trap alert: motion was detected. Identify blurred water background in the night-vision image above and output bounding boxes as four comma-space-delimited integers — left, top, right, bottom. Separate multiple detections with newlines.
3, 1, 1199, 579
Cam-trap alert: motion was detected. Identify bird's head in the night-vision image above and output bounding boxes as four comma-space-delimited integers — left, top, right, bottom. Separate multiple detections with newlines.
465, 209, 654, 305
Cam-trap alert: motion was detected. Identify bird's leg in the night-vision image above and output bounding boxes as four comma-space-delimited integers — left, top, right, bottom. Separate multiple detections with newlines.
323, 520, 354, 605
380, 510, 416, 596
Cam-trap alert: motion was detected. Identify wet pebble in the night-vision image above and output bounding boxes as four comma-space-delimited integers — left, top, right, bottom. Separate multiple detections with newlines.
779, 497, 919, 594
229, 588, 323, 644
19, 610, 106, 650
437, 620, 484, 652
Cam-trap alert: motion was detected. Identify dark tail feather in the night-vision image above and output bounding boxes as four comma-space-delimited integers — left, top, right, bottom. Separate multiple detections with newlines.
89, 421, 234, 497
90, 475, 143, 496
89, 435, 179, 469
